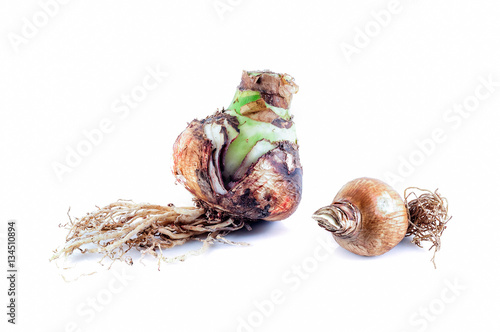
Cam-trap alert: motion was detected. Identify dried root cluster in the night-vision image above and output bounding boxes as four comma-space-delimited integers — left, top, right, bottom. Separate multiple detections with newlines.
405, 188, 451, 267
50, 200, 250, 266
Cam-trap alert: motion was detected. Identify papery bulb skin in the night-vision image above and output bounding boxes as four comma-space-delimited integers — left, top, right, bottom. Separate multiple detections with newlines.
313, 178, 408, 256
173, 71, 302, 221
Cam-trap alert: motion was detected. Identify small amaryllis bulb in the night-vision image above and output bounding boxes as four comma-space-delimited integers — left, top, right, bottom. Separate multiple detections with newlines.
312, 178, 409, 256
173, 70, 302, 221
312, 178, 450, 265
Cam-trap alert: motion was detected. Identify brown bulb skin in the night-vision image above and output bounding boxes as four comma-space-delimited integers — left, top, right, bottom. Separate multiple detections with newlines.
172, 112, 302, 221
322, 178, 408, 256
173, 70, 302, 222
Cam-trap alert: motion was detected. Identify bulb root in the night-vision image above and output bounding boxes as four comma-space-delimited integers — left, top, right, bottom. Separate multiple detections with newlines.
404, 187, 451, 268
50, 199, 249, 267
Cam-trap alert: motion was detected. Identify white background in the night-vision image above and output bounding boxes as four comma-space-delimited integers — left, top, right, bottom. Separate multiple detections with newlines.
1, 1, 500, 331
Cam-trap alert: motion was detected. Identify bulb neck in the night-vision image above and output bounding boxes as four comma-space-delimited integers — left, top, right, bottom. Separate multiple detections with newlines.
312, 201, 361, 238
236, 70, 298, 111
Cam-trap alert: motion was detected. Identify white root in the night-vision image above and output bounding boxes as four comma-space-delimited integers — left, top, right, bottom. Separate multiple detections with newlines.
51, 200, 249, 266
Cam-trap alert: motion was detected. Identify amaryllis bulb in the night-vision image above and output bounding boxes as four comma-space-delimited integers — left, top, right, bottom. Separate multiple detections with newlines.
312, 177, 450, 265
51, 70, 303, 266
173, 70, 302, 221
313, 178, 408, 256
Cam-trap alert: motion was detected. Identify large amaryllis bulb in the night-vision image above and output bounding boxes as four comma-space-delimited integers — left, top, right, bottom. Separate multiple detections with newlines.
312, 178, 450, 265
50, 70, 303, 267
173, 70, 302, 221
